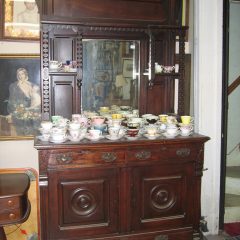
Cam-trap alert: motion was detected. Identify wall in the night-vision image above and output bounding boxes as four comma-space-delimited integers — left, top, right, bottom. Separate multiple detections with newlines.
194, 0, 223, 235
0, 41, 40, 171
227, 3, 240, 166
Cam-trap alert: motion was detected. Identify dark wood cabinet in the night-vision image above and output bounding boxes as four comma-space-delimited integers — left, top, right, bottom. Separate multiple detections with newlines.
35, 135, 209, 240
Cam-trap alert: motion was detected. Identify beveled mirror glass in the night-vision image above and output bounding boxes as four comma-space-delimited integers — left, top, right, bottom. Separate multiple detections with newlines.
82, 40, 140, 112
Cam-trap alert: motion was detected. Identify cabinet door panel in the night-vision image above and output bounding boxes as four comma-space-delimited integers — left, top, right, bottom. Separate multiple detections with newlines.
48, 168, 119, 239
131, 163, 194, 232
51, 75, 76, 119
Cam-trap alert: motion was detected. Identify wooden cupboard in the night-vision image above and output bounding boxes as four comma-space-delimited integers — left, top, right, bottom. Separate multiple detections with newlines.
35, 134, 209, 240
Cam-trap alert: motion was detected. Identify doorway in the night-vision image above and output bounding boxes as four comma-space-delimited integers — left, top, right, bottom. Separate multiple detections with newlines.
221, 0, 240, 236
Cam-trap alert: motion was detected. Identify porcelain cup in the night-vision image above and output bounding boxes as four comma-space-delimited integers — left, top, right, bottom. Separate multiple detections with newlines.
51, 115, 63, 125
180, 126, 193, 136
41, 121, 53, 131
88, 129, 102, 139
58, 118, 70, 128
166, 126, 178, 136
91, 116, 105, 125
69, 128, 81, 140
127, 128, 139, 137
159, 114, 168, 123
69, 121, 81, 130
181, 115, 192, 125
108, 126, 121, 137
49, 60, 62, 70
146, 126, 158, 136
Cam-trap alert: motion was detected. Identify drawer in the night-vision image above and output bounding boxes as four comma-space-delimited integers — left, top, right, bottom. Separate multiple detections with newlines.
0, 196, 20, 210
47, 149, 125, 166
126, 144, 199, 162
0, 209, 21, 224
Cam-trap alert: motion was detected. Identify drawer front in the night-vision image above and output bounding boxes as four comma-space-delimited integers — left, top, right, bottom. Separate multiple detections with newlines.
126, 144, 198, 163
48, 149, 125, 166
0, 196, 20, 210
0, 209, 21, 224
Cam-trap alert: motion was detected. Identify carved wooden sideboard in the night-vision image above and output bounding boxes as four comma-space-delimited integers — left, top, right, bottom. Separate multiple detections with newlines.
35, 134, 209, 240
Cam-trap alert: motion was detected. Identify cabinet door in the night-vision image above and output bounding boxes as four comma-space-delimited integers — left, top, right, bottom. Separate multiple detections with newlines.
51, 75, 79, 119
48, 167, 119, 240
131, 163, 194, 232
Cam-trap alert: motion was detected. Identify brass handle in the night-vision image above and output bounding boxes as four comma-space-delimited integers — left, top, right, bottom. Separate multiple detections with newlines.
155, 235, 168, 240
9, 213, 16, 220
56, 154, 72, 163
101, 152, 117, 162
135, 150, 151, 160
7, 200, 14, 207
176, 148, 191, 157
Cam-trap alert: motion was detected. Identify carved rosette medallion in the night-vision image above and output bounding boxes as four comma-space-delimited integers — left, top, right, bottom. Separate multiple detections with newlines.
150, 185, 175, 211
71, 188, 98, 216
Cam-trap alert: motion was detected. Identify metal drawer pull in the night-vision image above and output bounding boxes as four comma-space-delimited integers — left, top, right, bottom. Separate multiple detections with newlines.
101, 152, 117, 162
56, 154, 72, 163
7, 200, 14, 207
155, 235, 168, 240
176, 148, 191, 157
9, 213, 16, 220
135, 150, 151, 160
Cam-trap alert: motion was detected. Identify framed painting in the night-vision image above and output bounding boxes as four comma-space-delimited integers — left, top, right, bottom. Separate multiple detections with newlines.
0, 54, 41, 140
2, 0, 40, 40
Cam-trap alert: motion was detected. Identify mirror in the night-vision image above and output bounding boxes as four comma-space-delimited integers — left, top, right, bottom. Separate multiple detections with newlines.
82, 40, 140, 112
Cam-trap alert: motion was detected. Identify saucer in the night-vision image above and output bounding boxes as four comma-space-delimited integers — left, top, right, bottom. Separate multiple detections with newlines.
180, 132, 193, 137
85, 134, 104, 141
68, 134, 85, 142
162, 132, 179, 138
105, 134, 124, 141
143, 133, 161, 140
125, 135, 140, 141
49, 137, 68, 143
37, 135, 50, 142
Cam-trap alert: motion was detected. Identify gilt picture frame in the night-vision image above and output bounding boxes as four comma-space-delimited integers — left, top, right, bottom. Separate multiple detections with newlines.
0, 54, 41, 141
2, 0, 40, 40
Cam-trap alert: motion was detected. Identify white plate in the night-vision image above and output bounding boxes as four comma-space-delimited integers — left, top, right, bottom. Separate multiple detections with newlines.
162, 132, 179, 138
85, 134, 104, 141
125, 135, 140, 141
143, 133, 161, 140
49, 137, 68, 143
37, 135, 50, 142
68, 134, 85, 142
105, 134, 124, 140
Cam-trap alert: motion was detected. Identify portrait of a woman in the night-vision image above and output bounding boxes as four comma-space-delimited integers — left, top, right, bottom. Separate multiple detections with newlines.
7, 68, 41, 135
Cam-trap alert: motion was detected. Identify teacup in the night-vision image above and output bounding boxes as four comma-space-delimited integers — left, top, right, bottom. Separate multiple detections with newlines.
88, 129, 102, 139
159, 114, 168, 123
58, 118, 70, 128
166, 116, 177, 124
99, 106, 110, 112
91, 116, 105, 125
69, 128, 81, 140
93, 124, 107, 133
180, 125, 193, 136
69, 121, 81, 130
108, 126, 121, 137
163, 66, 175, 73
112, 113, 122, 119
51, 115, 63, 125
41, 121, 53, 131
127, 121, 140, 129
146, 115, 158, 124
127, 128, 139, 137
51, 132, 66, 141
166, 126, 178, 136
49, 60, 62, 70
146, 126, 158, 136
181, 115, 192, 125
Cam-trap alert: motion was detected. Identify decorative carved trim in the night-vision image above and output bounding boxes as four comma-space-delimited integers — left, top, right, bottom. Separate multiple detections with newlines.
56, 153, 73, 164
176, 148, 191, 157
178, 30, 186, 115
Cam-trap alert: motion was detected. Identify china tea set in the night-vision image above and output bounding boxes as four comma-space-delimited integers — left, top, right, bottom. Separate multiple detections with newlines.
38, 106, 194, 143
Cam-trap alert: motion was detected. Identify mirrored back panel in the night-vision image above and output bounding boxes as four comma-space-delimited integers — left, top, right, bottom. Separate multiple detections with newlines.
82, 40, 140, 112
